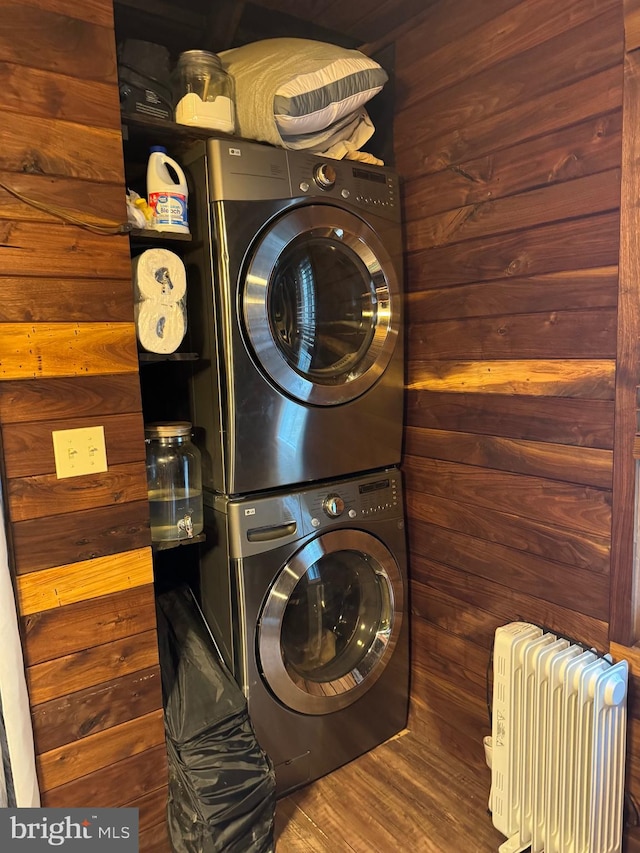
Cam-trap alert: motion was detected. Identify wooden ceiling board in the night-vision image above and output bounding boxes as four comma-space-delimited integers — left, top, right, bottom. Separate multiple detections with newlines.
113, 0, 436, 51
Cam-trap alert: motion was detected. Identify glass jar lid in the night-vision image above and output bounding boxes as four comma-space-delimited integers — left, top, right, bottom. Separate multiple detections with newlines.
176, 50, 223, 70
145, 421, 192, 439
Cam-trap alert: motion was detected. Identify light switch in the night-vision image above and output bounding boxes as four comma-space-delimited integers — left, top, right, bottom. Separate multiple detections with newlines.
52, 426, 108, 478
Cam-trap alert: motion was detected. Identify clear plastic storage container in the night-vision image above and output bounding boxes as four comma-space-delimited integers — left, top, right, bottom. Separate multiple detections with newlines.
172, 50, 236, 133
145, 422, 203, 542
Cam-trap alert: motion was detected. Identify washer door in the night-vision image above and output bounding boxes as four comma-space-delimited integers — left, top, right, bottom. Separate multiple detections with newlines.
243, 205, 400, 405
258, 529, 404, 715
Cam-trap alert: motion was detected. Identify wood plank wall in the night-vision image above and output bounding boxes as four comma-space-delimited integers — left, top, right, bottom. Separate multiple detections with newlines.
3, 0, 640, 848
393, 0, 640, 832
0, 1, 170, 849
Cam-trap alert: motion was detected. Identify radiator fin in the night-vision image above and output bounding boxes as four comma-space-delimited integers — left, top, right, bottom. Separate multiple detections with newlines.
489, 622, 628, 853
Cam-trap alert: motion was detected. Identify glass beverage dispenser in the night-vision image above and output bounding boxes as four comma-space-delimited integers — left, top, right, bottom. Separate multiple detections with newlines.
145, 421, 203, 542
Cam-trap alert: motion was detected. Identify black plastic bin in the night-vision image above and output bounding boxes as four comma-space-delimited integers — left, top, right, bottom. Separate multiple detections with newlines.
156, 585, 276, 853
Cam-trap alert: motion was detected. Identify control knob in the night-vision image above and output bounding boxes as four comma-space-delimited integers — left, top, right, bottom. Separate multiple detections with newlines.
314, 163, 337, 190
322, 493, 345, 518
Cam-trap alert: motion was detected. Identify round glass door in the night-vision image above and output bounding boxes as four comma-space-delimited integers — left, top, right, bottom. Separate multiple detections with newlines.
258, 529, 404, 715
243, 205, 400, 405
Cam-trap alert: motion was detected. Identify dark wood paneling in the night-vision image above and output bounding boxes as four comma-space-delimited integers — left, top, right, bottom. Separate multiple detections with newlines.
627, 0, 640, 49
409, 519, 610, 619
405, 169, 620, 252
410, 557, 610, 650
409, 308, 617, 359
411, 579, 499, 650
384, 0, 522, 67
404, 426, 613, 488
0, 174, 125, 229
610, 47, 640, 644
405, 391, 615, 447
2, 412, 146, 478
404, 455, 612, 537
21, 584, 158, 666
15, 0, 114, 26
406, 212, 620, 289
6, 461, 148, 522
405, 487, 610, 572
0, 2, 117, 80
37, 708, 165, 791
0, 64, 121, 129
0, 374, 143, 423
411, 617, 489, 695
0, 277, 134, 322
398, 0, 619, 111
0, 227, 131, 277
12, 500, 150, 574
397, 66, 622, 178
26, 628, 160, 705
0, 116, 124, 185
31, 666, 163, 754
402, 112, 622, 221
41, 743, 168, 808
405, 268, 618, 323
397, 6, 621, 147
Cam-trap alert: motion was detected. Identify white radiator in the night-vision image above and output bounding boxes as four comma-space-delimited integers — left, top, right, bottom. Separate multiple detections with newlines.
486, 622, 628, 853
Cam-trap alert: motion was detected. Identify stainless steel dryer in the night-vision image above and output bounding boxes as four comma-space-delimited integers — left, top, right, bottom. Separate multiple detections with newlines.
183, 138, 404, 496
197, 467, 409, 796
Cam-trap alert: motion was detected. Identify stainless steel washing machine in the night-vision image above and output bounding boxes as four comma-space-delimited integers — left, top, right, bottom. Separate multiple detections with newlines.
197, 467, 410, 796
183, 138, 404, 496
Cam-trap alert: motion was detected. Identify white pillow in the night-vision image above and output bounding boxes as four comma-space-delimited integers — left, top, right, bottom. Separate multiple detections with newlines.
273, 54, 387, 135
220, 38, 387, 142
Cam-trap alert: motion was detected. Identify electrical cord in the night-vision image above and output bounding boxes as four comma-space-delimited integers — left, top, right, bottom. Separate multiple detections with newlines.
0, 177, 132, 236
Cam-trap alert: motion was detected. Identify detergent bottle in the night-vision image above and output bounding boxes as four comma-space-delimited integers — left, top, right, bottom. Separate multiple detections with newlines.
146, 146, 189, 233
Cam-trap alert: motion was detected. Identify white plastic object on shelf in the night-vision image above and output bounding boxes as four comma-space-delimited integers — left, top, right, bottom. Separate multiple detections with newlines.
146, 146, 189, 234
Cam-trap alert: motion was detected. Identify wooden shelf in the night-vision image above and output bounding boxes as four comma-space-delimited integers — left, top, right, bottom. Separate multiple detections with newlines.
130, 227, 192, 242
121, 112, 237, 146
152, 532, 206, 552
139, 351, 199, 363
138, 352, 199, 364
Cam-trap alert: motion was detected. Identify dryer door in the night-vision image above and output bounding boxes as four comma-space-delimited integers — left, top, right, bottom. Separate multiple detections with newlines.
243, 205, 400, 405
258, 528, 404, 715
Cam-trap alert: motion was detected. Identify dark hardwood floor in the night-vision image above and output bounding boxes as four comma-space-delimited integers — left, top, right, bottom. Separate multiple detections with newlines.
274, 681, 505, 852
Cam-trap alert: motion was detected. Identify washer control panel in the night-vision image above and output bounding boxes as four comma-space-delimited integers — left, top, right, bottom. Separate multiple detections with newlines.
220, 468, 403, 557
302, 470, 401, 531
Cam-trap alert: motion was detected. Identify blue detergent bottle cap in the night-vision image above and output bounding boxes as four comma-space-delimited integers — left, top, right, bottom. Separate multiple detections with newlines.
149, 146, 167, 154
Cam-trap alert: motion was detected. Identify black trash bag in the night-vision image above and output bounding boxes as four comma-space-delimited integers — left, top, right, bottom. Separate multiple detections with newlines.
156, 585, 276, 853
117, 39, 173, 120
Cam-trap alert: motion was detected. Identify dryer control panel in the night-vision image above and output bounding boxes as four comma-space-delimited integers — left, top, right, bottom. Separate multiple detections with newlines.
287, 151, 400, 222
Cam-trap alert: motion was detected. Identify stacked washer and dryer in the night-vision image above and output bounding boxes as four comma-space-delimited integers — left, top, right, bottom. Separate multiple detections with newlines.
184, 138, 409, 795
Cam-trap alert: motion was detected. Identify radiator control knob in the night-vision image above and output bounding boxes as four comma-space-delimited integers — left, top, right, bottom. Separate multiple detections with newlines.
604, 672, 626, 706
322, 494, 345, 518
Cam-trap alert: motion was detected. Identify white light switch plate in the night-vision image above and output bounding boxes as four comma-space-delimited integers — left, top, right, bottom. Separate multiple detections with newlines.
52, 426, 108, 478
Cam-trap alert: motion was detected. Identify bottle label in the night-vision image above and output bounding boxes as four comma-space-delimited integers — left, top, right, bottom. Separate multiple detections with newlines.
148, 192, 188, 227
